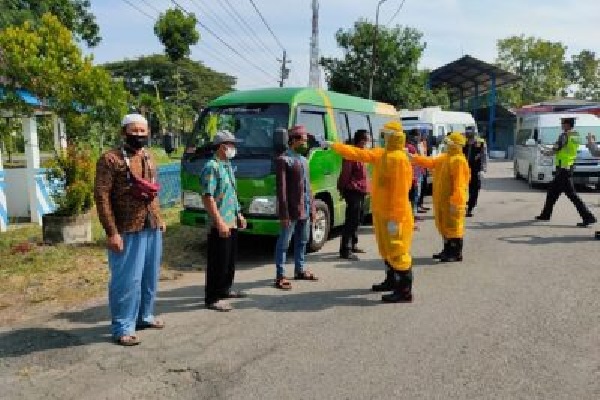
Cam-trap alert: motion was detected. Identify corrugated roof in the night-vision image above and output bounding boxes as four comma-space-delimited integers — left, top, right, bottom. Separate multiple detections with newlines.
429, 55, 520, 98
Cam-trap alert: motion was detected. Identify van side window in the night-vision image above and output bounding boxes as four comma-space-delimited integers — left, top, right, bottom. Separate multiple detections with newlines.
347, 111, 373, 145
516, 129, 531, 145
296, 108, 326, 142
335, 112, 351, 143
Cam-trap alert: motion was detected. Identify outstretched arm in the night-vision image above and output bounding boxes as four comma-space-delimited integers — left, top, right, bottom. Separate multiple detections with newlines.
331, 143, 382, 164
411, 154, 438, 170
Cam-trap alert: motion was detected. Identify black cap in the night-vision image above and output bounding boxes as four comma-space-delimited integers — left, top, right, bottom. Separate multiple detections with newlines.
561, 117, 576, 126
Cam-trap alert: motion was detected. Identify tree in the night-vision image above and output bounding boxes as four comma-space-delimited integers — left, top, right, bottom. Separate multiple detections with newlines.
565, 50, 600, 101
0, 0, 100, 47
320, 20, 448, 109
0, 13, 127, 146
102, 54, 235, 134
496, 35, 568, 107
154, 8, 199, 63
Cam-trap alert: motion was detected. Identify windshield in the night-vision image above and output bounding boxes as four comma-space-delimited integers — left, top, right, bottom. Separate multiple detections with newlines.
194, 104, 290, 157
540, 126, 600, 144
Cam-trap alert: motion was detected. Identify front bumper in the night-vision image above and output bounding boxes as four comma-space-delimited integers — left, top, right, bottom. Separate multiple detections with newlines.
180, 209, 281, 236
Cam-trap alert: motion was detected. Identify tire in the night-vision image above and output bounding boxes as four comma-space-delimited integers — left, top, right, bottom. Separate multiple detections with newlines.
309, 199, 330, 253
514, 161, 521, 179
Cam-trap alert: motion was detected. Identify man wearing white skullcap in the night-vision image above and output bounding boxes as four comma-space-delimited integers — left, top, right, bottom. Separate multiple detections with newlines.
94, 113, 166, 346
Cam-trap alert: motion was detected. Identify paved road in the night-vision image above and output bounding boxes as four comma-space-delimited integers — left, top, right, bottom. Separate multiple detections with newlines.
1, 161, 599, 400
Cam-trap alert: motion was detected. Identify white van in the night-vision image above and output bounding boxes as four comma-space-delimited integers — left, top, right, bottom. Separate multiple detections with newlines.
514, 113, 600, 187
400, 106, 477, 155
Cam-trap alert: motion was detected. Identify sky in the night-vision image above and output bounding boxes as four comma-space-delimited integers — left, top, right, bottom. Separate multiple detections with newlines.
87, 0, 600, 90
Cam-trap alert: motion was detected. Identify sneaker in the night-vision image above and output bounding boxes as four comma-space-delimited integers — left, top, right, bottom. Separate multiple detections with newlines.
222, 290, 247, 299
535, 215, 550, 221
340, 253, 359, 261
206, 300, 232, 312
466, 211, 473, 218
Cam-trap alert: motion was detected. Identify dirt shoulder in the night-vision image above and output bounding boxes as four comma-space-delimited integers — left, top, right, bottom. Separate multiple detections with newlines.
0, 207, 207, 326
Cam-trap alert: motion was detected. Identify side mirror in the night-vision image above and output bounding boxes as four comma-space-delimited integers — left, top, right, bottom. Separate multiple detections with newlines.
273, 128, 288, 154
525, 138, 537, 146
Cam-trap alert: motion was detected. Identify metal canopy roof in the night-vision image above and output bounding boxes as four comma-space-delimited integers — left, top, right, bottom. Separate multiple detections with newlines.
429, 55, 520, 99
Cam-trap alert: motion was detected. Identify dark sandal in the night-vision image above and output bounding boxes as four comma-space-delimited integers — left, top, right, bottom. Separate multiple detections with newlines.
274, 277, 292, 290
294, 270, 319, 281
136, 319, 165, 330
114, 335, 140, 346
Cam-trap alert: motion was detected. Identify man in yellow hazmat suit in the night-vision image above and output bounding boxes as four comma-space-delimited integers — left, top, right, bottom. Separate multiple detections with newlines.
327, 120, 414, 303
409, 132, 470, 262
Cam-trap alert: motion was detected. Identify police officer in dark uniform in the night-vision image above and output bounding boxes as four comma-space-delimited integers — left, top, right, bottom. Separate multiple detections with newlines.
463, 127, 487, 217
535, 117, 597, 227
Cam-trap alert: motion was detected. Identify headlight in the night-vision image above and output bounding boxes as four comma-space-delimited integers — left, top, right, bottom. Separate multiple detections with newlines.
540, 158, 553, 166
249, 196, 277, 215
183, 191, 204, 210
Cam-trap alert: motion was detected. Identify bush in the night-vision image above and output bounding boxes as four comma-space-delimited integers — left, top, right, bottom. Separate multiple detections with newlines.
46, 145, 97, 216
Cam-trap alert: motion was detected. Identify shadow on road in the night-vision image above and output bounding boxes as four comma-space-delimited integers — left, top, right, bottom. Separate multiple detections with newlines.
482, 176, 544, 193
498, 234, 597, 245
0, 326, 111, 361
469, 220, 582, 230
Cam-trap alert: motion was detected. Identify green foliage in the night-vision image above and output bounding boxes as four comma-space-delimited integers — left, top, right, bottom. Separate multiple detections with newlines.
565, 50, 600, 101
45, 144, 96, 216
496, 35, 568, 107
0, 13, 128, 144
320, 20, 448, 109
102, 54, 235, 133
154, 8, 200, 63
0, 0, 100, 47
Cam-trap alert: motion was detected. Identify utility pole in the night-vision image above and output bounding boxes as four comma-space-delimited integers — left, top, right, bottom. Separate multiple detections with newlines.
308, 0, 321, 88
278, 50, 291, 87
369, 0, 388, 99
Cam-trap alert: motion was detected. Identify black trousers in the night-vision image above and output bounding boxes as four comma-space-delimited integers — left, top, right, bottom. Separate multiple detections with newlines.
206, 228, 238, 305
467, 172, 481, 212
340, 190, 365, 256
540, 168, 594, 220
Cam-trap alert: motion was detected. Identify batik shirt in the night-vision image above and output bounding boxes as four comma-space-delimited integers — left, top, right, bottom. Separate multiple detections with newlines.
200, 157, 241, 228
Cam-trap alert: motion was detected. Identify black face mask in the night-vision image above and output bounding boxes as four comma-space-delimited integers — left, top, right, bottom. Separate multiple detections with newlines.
126, 135, 148, 150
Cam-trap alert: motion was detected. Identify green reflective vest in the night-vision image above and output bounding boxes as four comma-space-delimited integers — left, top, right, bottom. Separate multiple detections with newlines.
555, 131, 580, 168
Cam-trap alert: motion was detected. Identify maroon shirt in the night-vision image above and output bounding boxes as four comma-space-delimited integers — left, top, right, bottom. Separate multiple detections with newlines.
337, 159, 369, 194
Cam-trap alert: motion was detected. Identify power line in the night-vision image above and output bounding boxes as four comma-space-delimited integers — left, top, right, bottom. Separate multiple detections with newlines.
387, 0, 407, 26
248, 0, 285, 51
114, 0, 271, 84
187, 0, 258, 56
121, 0, 155, 20
171, 0, 279, 83
197, 42, 274, 87
217, 0, 280, 60
139, 0, 161, 14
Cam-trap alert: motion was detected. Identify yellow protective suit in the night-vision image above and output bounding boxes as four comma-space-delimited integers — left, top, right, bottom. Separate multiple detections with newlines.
412, 132, 470, 239
331, 121, 413, 271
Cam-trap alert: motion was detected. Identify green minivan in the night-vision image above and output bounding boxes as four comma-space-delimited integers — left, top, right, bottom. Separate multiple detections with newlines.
180, 87, 399, 251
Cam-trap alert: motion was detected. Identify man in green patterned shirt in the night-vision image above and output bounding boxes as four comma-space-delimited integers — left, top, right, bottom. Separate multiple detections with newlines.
200, 130, 247, 312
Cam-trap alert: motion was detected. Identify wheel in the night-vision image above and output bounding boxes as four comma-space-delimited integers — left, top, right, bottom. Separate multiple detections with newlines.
309, 199, 330, 252
514, 161, 521, 179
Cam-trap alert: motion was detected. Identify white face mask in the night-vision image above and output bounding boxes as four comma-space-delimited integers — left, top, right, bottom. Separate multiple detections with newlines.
225, 147, 237, 159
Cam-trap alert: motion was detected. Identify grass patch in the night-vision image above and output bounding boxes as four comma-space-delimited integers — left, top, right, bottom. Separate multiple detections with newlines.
0, 205, 206, 324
